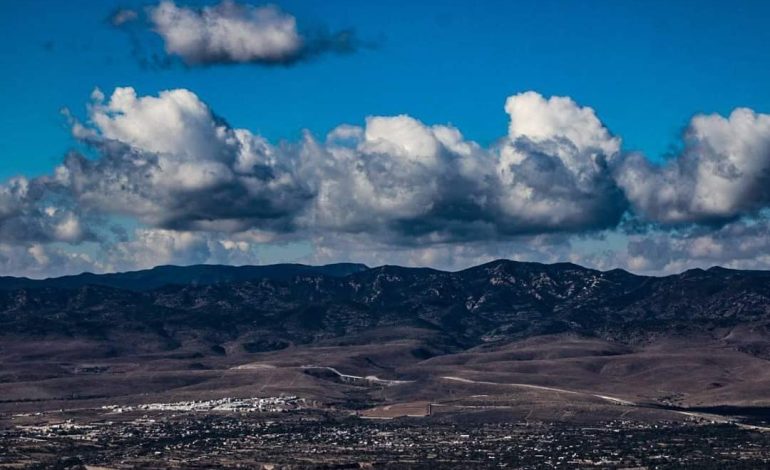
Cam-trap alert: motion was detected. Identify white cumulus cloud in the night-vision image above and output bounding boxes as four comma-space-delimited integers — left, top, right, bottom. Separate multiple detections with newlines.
617, 108, 770, 224
5, 87, 770, 277
496, 92, 625, 233
149, 0, 302, 64
60, 87, 310, 232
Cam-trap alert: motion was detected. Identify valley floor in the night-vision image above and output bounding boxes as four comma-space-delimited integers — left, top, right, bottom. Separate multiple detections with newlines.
3, 410, 770, 469
4, 330, 770, 468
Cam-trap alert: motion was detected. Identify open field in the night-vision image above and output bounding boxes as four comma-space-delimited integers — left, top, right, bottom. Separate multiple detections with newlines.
3, 331, 770, 428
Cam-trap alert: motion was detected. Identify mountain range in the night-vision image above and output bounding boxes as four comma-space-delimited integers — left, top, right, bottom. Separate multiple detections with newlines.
2, 260, 769, 348
2, 260, 770, 424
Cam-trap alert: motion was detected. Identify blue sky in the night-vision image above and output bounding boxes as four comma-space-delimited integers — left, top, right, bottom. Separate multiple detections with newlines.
2, 0, 770, 277
3, 0, 770, 180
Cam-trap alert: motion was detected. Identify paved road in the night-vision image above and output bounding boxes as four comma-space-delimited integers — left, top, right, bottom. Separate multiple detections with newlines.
441, 375, 770, 431
441, 375, 635, 405
302, 366, 413, 386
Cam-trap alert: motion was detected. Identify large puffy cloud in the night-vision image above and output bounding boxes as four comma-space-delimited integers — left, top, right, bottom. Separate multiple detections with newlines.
617, 108, 770, 224
301, 92, 625, 242
300, 115, 496, 241
496, 92, 625, 232
505, 91, 620, 157
135, 0, 361, 66
6, 86, 770, 277
59, 87, 624, 245
59, 87, 311, 233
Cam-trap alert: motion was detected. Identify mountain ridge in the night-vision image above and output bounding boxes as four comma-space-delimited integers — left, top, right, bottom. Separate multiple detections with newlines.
0, 262, 370, 291
3, 258, 765, 293
1, 259, 769, 353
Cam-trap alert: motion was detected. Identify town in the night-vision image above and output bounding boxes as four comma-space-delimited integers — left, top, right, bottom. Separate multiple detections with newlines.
3, 407, 770, 469
100, 396, 310, 414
